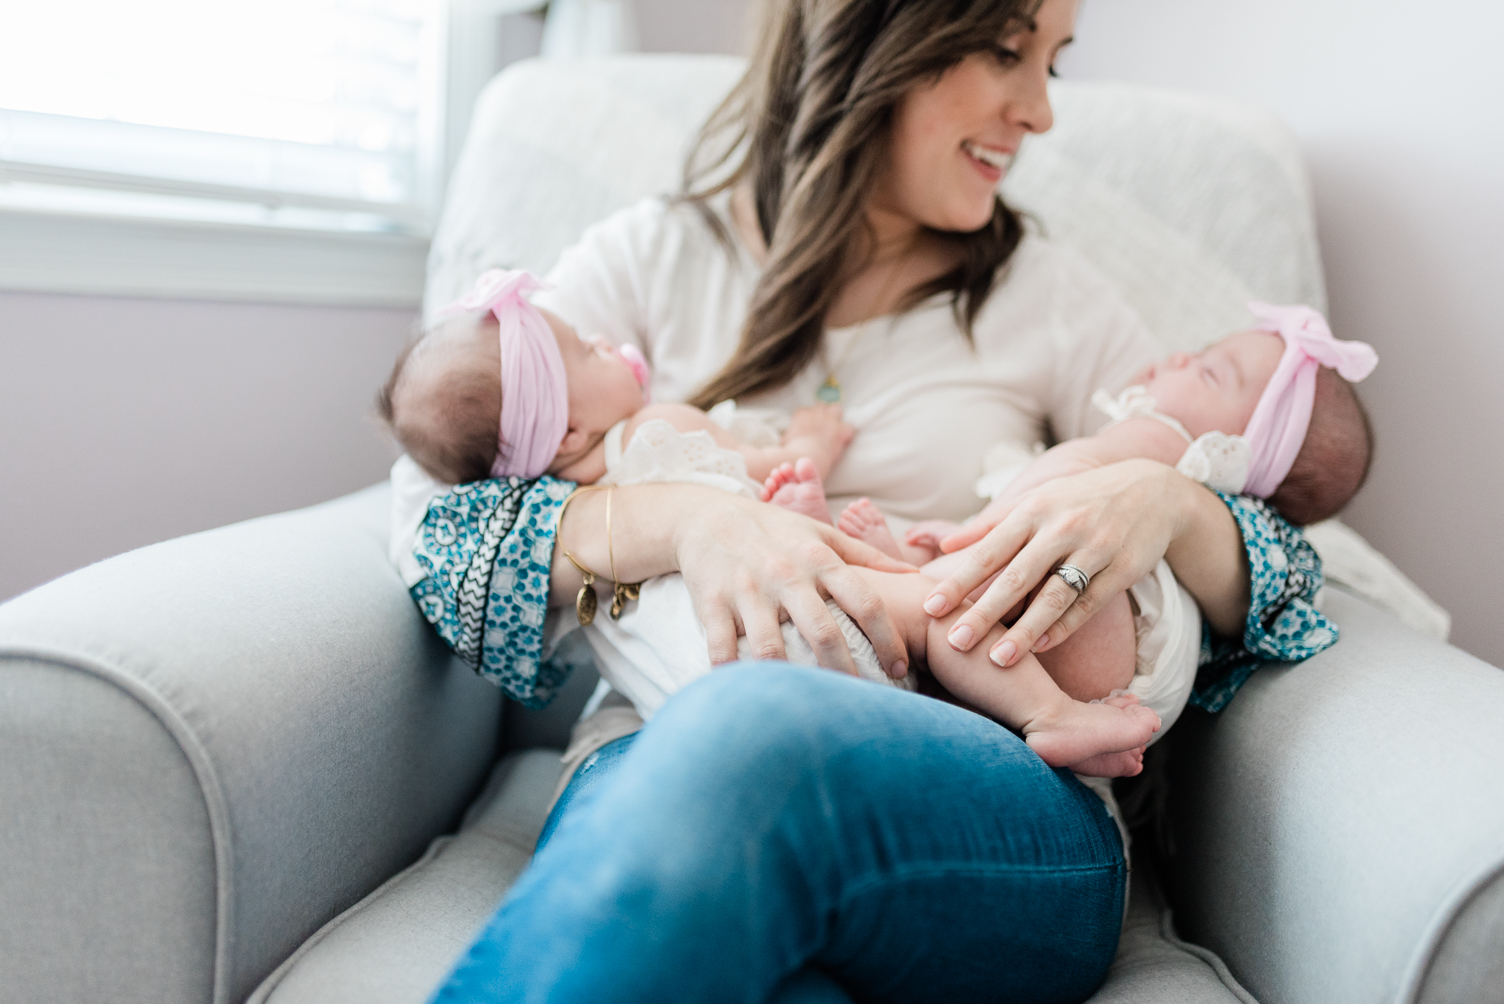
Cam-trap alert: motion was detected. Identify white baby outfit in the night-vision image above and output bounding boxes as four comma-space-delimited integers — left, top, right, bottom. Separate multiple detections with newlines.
575, 404, 913, 722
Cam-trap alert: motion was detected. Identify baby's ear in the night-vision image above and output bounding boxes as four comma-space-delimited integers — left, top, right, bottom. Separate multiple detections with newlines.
554, 425, 592, 465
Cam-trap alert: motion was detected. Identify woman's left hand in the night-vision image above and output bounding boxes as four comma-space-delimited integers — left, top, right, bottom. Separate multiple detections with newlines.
921, 459, 1238, 667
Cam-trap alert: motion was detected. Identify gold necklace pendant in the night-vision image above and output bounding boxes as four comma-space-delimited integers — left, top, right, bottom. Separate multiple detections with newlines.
816, 375, 842, 403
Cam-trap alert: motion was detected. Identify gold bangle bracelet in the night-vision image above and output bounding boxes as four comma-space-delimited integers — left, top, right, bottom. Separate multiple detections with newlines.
557, 484, 642, 626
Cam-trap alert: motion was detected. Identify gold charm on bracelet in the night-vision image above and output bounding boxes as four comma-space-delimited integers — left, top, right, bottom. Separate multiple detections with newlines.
562, 550, 599, 626
576, 575, 598, 626
610, 581, 641, 620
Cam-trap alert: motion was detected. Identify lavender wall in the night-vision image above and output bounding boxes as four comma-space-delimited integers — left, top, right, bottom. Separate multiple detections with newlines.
0, 291, 413, 600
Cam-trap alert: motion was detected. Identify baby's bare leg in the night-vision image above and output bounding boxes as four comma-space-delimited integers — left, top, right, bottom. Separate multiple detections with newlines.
846, 568, 1160, 776
921, 543, 1138, 702
925, 616, 1158, 776
1035, 593, 1137, 703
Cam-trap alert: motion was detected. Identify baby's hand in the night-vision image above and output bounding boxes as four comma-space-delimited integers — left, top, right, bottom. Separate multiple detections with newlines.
784, 404, 855, 476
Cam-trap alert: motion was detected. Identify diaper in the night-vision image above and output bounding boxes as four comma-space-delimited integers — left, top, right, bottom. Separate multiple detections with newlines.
1123, 560, 1202, 742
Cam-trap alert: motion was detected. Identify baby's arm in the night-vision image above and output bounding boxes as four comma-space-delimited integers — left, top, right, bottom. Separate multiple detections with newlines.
989, 419, 1188, 512
624, 402, 853, 481
907, 417, 1192, 557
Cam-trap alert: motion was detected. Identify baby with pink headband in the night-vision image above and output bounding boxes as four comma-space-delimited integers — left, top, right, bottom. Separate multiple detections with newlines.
843, 301, 1378, 562
778, 301, 1376, 774
377, 269, 853, 490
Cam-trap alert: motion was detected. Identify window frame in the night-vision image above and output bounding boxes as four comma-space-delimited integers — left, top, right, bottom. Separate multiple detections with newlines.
0, 0, 482, 308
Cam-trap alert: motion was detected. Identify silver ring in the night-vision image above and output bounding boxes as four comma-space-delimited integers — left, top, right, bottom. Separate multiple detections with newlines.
1055, 564, 1090, 595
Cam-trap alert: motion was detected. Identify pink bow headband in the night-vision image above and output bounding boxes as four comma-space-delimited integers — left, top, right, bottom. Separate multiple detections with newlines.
435, 268, 568, 480
1241, 300, 1379, 498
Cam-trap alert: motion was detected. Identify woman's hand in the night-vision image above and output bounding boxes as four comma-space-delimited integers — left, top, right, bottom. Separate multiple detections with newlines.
922, 460, 1248, 667
674, 493, 916, 677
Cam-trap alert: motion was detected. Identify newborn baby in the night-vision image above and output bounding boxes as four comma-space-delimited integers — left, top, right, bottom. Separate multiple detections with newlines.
379, 269, 852, 493
780, 302, 1377, 774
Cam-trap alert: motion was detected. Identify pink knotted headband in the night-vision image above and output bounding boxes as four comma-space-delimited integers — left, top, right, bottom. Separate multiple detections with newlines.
435, 268, 567, 480
1241, 301, 1379, 498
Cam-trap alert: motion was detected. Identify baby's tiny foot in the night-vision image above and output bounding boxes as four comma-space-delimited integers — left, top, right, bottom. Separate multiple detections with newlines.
1023, 699, 1160, 772
761, 461, 800, 502
1070, 745, 1147, 779
903, 519, 961, 559
765, 457, 833, 524
837, 498, 905, 561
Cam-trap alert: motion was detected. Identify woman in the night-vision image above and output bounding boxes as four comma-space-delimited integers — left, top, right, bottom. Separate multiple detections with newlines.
395, 0, 1326, 999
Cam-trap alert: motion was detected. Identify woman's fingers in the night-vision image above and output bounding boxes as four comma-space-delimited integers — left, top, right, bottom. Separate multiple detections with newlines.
985, 564, 1094, 666
937, 520, 991, 554
922, 518, 1033, 624
736, 594, 788, 664
781, 584, 860, 676
821, 527, 918, 575
700, 598, 742, 666
1016, 557, 1144, 659
819, 565, 909, 677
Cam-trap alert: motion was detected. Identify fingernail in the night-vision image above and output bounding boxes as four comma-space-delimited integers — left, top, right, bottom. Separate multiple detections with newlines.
948, 624, 974, 650
1034, 634, 1049, 651
924, 594, 947, 616
891, 660, 908, 679
990, 640, 1017, 666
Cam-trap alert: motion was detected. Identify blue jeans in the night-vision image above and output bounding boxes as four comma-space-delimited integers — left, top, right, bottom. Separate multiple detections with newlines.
433, 664, 1126, 1004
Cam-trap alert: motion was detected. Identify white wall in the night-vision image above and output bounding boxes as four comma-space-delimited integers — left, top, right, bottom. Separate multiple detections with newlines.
0, 291, 413, 600
1058, 0, 1504, 667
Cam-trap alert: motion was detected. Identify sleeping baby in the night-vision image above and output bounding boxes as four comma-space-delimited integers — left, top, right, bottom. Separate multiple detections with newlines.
781, 300, 1378, 773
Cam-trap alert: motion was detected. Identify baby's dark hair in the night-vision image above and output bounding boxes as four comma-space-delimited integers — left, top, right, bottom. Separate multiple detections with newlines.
1266, 366, 1373, 525
376, 318, 502, 484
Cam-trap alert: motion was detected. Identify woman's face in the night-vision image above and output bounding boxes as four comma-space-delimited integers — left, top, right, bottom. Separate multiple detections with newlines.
875, 0, 1079, 235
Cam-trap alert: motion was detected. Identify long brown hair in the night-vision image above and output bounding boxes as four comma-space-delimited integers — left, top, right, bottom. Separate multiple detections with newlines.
683, 0, 1040, 410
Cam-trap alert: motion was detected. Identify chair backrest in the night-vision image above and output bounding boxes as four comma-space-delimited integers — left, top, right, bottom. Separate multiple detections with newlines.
427, 54, 1326, 351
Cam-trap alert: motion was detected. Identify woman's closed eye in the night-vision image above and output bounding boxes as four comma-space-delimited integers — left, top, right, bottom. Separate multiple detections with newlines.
984, 43, 1023, 68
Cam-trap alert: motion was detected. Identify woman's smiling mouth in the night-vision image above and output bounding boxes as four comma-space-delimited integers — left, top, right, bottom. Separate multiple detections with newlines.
962, 140, 1014, 180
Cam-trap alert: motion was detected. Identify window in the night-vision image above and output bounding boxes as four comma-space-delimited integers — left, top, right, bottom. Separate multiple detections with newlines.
0, 0, 443, 235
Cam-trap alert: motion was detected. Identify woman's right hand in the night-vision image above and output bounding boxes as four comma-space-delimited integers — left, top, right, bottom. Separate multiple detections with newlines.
673, 492, 915, 678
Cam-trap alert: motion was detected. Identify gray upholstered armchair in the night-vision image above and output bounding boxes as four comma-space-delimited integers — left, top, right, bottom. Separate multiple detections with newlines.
3, 57, 1501, 1004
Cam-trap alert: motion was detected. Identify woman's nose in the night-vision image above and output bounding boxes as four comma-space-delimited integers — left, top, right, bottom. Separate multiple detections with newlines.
1008, 62, 1055, 135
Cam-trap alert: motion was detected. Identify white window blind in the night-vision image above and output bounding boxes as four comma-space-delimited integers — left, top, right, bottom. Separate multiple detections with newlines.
0, 0, 441, 234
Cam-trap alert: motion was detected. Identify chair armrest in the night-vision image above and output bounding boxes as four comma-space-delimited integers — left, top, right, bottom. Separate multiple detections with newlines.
0, 485, 502, 1004
1164, 587, 1504, 1004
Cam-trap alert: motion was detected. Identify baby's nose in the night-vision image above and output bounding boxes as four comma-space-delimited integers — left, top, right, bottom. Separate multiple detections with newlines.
1167, 351, 1192, 369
